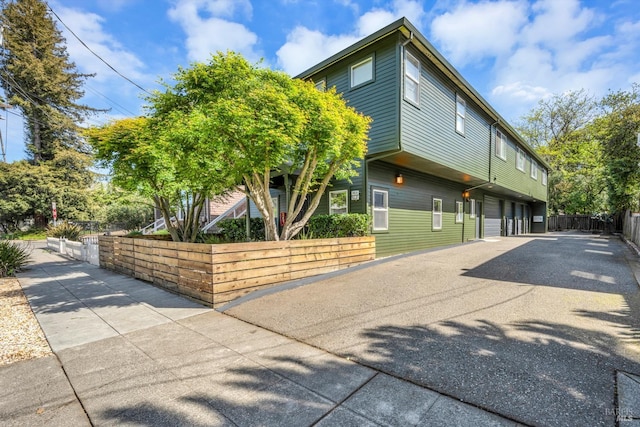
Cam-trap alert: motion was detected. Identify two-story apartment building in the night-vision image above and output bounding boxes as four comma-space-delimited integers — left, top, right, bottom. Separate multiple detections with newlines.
292, 18, 549, 258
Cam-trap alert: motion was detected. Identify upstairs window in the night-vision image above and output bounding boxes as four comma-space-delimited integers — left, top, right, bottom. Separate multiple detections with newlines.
314, 79, 326, 92
433, 198, 443, 230
351, 56, 373, 88
372, 189, 388, 231
456, 95, 466, 135
495, 129, 506, 160
516, 147, 525, 171
329, 190, 348, 215
531, 159, 538, 180
542, 169, 548, 186
404, 52, 420, 104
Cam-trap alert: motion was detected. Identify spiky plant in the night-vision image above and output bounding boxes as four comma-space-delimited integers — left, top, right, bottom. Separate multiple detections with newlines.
0, 241, 31, 277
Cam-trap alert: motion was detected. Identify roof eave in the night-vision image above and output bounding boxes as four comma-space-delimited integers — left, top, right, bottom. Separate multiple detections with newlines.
295, 18, 550, 170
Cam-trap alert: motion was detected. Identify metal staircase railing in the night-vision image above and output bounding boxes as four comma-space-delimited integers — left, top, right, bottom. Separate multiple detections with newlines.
201, 198, 247, 233
140, 216, 175, 235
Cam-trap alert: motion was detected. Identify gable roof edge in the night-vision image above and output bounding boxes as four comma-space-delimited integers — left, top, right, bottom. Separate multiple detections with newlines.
294, 17, 550, 170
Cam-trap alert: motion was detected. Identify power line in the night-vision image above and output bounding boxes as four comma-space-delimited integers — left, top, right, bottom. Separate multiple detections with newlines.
0, 21, 140, 118
45, 2, 153, 96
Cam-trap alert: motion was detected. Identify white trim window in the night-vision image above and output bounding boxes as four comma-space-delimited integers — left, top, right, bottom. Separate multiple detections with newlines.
433, 198, 443, 230
329, 190, 348, 215
372, 189, 388, 231
456, 94, 466, 135
455, 201, 463, 223
496, 129, 506, 160
469, 199, 476, 218
542, 169, 548, 186
516, 147, 525, 171
350, 56, 373, 88
314, 78, 326, 92
404, 52, 420, 104
531, 159, 538, 180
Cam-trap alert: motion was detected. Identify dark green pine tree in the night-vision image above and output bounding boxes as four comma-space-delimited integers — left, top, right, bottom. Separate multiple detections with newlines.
0, 0, 99, 227
0, 0, 97, 164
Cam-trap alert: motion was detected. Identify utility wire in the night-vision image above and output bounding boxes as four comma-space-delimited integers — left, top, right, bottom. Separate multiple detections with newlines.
45, 2, 153, 96
0, 24, 138, 118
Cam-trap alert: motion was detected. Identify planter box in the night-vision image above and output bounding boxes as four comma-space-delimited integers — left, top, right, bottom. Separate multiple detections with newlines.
98, 236, 375, 307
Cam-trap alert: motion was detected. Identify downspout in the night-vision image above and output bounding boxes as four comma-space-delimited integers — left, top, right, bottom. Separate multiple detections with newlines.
363, 33, 412, 221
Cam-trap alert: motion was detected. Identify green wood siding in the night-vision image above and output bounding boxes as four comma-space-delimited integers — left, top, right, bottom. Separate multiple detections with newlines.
400, 46, 491, 181
368, 161, 476, 258
313, 162, 366, 216
491, 127, 548, 202
311, 37, 400, 155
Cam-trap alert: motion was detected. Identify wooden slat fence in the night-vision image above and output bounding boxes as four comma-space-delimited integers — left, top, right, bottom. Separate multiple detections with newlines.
548, 214, 622, 232
623, 211, 640, 248
98, 236, 375, 308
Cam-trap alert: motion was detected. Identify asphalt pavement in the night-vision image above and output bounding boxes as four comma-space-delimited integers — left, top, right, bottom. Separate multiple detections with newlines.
225, 232, 640, 426
2, 243, 523, 426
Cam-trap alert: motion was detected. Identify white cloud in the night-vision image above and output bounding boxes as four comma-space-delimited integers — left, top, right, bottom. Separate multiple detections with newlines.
168, 0, 259, 62
426, 0, 638, 120
521, 0, 595, 47
276, 27, 360, 76
55, 6, 146, 81
492, 82, 552, 103
430, 0, 528, 66
277, 0, 425, 75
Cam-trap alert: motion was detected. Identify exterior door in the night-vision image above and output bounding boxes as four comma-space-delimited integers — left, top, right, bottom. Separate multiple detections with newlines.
484, 196, 502, 238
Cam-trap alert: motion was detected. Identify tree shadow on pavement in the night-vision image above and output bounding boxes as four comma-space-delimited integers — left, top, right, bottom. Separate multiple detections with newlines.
462, 234, 638, 295
93, 350, 371, 426
355, 316, 640, 427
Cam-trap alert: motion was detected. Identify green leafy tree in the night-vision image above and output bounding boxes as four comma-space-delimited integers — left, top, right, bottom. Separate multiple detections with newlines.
596, 85, 640, 212
147, 52, 371, 240
0, 160, 92, 232
89, 183, 154, 230
89, 52, 370, 242
86, 116, 234, 242
518, 90, 603, 214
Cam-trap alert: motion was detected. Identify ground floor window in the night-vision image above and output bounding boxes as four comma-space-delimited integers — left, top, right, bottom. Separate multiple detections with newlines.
455, 201, 463, 223
433, 198, 443, 230
469, 199, 476, 218
372, 189, 388, 231
329, 190, 348, 214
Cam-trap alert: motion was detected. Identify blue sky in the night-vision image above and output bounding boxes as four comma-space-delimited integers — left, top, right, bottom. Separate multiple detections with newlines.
3, 0, 640, 162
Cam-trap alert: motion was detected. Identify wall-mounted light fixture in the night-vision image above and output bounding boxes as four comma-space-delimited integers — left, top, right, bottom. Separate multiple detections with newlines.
395, 173, 404, 185
463, 176, 497, 201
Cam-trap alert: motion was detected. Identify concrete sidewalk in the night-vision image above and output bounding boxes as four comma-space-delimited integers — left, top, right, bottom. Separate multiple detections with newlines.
1, 246, 521, 426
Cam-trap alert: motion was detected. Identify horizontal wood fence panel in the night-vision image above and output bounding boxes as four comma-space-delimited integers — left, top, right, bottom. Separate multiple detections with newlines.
98, 236, 375, 307
213, 273, 293, 295
211, 248, 293, 263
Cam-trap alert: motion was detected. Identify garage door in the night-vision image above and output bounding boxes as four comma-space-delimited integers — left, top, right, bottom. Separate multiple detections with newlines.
484, 196, 502, 237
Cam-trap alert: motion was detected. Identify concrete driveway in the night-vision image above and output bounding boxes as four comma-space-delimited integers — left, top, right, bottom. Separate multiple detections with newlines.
225, 232, 640, 426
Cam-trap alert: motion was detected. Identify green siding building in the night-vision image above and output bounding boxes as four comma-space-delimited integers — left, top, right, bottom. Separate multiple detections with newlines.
296, 18, 549, 258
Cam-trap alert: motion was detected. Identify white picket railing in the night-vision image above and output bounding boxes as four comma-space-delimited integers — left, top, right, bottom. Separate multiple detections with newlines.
46, 237, 99, 266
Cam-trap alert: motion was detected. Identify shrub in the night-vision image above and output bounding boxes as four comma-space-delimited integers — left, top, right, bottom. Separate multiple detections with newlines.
306, 214, 371, 238
0, 240, 31, 277
105, 203, 154, 232
46, 222, 84, 241
217, 218, 265, 242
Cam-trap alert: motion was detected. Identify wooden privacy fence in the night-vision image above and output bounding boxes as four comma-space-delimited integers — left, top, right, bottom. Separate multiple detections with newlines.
98, 236, 375, 308
623, 211, 640, 248
548, 214, 622, 232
